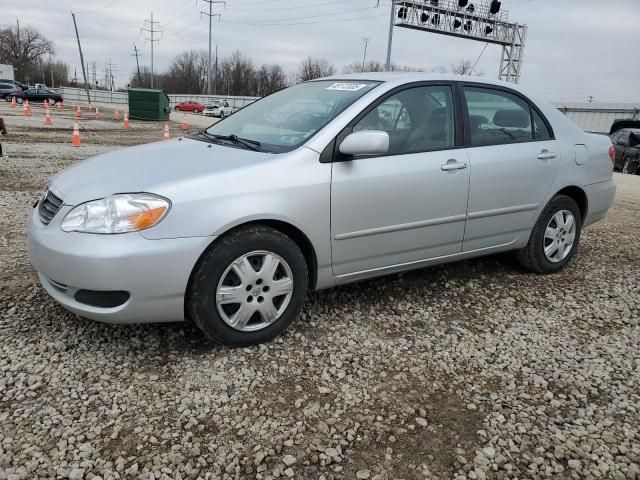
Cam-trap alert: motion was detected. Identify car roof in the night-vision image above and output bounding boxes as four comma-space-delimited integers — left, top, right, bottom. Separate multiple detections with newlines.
317, 72, 520, 89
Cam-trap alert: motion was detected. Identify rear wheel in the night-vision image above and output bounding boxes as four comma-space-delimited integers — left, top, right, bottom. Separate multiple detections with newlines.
220, 111, 225, 118
516, 195, 582, 274
188, 225, 308, 346
194, 109, 200, 114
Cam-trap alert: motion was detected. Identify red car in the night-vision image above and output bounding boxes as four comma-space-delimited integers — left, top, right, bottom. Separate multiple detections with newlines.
174, 101, 205, 114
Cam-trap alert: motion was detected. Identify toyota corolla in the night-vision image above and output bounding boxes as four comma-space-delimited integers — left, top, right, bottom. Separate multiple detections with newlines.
28, 74, 616, 345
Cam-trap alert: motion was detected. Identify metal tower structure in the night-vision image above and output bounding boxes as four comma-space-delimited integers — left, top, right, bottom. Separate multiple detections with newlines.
391, 0, 527, 83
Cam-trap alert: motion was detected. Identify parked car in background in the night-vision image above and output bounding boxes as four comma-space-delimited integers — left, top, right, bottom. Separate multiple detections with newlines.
610, 128, 640, 174
174, 101, 205, 113
0, 82, 21, 99
7, 86, 63, 105
0, 79, 28, 91
29, 73, 616, 346
203, 100, 232, 118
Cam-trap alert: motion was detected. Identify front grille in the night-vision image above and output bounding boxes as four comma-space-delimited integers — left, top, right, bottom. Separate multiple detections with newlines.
38, 190, 63, 225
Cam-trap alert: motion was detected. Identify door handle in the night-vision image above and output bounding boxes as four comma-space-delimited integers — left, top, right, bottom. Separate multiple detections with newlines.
441, 160, 468, 171
537, 150, 557, 160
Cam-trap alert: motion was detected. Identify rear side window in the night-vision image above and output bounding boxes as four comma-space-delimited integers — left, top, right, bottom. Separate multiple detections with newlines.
353, 85, 456, 155
464, 87, 534, 146
532, 109, 552, 141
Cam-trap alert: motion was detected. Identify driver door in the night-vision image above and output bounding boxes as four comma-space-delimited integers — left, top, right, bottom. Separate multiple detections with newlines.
330, 83, 470, 277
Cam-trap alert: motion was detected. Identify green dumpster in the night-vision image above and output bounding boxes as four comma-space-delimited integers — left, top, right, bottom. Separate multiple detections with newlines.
128, 88, 171, 121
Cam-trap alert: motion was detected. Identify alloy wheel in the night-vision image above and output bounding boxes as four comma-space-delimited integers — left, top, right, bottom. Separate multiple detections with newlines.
216, 250, 294, 332
544, 210, 576, 263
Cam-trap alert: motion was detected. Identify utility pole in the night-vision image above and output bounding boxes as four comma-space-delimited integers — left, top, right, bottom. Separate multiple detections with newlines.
214, 44, 218, 95
385, 0, 396, 71
141, 13, 161, 88
104, 59, 116, 91
71, 12, 91, 104
16, 20, 20, 79
201, 0, 225, 96
131, 45, 142, 87
361, 37, 370, 72
588, 95, 594, 104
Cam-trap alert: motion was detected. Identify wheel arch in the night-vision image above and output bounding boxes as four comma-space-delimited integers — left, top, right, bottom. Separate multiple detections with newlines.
184, 219, 319, 320
554, 185, 588, 221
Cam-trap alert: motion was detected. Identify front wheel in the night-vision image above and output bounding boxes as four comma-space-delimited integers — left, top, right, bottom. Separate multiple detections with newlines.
187, 226, 308, 346
516, 195, 582, 274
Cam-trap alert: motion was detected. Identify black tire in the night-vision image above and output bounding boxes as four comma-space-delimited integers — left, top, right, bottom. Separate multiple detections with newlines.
187, 225, 308, 346
174, 106, 180, 111
516, 195, 582, 274
194, 109, 200, 114
220, 111, 225, 118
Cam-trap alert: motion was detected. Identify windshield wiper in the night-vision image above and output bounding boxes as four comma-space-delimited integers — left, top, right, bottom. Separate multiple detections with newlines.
205, 132, 262, 151
212, 132, 262, 152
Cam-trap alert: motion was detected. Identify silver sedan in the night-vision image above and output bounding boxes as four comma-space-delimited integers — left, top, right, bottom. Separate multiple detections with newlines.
28, 73, 616, 345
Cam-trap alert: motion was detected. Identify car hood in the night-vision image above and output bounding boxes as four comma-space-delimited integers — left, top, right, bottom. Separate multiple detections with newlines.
50, 137, 274, 205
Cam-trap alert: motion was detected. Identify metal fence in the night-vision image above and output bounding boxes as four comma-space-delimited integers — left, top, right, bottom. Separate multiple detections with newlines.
53, 87, 639, 134
53, 87, 258, 111
553, 103, 640, 134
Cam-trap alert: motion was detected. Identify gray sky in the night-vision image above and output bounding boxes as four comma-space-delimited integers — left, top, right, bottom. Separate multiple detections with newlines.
6, 0, 640, 103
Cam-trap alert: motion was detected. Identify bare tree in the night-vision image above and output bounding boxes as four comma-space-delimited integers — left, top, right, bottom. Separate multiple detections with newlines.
297, 57, 335, 82
450, 59, 473, 75
0, 24, 55, 82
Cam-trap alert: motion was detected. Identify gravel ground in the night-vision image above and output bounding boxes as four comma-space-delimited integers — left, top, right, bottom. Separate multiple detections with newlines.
0, 101, 639, 480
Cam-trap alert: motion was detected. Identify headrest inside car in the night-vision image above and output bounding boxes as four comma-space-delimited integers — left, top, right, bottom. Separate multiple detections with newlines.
493, 109, 530, 128
469, 115, 489, 130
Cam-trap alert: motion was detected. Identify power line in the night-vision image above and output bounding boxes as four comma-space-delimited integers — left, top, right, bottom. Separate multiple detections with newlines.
469, 42, 489, 76
220, 4, 389, 24
218, 13, 388, 26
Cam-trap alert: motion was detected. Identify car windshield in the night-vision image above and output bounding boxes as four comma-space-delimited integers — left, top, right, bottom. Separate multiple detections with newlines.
205, 80, 381, 152
210, 101, 221, 107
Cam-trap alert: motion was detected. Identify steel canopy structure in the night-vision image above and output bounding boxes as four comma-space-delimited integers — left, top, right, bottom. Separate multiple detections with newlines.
393, 0, 527, 84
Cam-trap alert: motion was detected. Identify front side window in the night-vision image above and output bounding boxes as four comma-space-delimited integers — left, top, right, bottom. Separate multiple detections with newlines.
464, 87, 535, 146
353, 85, 455, 155
206, 80, 380, 152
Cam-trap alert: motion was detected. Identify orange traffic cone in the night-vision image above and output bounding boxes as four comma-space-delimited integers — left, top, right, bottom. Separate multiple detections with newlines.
95, 107, 101, 119
23, 101, 30, 117
163, 122, 170, 140
71, 119, 81, 147
76, 105, 82, 117
181, 113, 188, 130
10, 96, 16, 108
123, 111, 130, 128
57, 101, 62, 111
113, 107, 120, 121
44, 106, 52, 125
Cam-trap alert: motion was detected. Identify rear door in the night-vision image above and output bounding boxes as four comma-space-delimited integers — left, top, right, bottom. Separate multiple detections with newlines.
461, 84, 561, 251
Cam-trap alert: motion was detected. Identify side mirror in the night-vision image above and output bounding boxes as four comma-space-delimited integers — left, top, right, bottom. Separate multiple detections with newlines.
617, 138, 626, 146
339, 130, 389, 157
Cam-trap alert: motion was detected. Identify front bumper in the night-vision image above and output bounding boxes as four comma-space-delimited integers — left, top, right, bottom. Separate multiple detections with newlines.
28, 206, 214, 324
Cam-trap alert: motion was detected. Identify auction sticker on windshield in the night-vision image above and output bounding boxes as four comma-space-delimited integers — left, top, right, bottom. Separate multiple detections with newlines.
326, 82, 369, 91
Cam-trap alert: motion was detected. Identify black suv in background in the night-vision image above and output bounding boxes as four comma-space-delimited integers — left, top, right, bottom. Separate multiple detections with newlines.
611, 128, 640, 174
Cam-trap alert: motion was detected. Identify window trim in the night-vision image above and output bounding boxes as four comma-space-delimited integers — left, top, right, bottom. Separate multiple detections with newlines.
325, 81, 465, 163
459, 82, 556, 148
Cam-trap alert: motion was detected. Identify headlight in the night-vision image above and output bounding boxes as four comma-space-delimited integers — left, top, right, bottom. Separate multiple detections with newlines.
61, 193, 170, 234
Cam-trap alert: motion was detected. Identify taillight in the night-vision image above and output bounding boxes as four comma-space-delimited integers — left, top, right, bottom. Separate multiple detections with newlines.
609, 145, 615, 163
